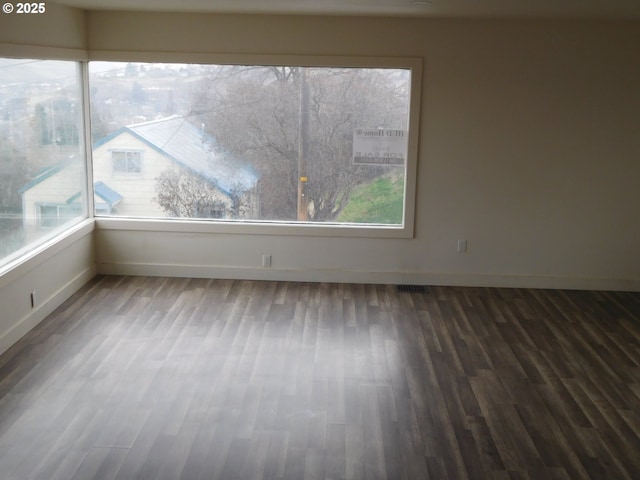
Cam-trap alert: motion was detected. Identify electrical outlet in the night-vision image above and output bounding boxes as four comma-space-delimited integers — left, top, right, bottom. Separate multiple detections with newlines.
30, 291, 36, 308
457, 239, 467, 253
262, 254, 272, 268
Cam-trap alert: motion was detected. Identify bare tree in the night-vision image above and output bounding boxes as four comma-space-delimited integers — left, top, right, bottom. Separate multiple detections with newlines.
193, 66, 409, 222
155, 169, 228, 218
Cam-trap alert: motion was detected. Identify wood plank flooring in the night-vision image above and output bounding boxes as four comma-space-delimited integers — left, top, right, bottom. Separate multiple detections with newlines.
0, 276, 639, 479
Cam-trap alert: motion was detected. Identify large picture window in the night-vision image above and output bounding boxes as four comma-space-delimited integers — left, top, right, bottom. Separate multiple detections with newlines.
89, 60, 419, 234
0, 58, 87, 269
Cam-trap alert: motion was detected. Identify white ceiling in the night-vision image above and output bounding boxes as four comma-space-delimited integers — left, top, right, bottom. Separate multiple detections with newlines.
52, 0, 640, 18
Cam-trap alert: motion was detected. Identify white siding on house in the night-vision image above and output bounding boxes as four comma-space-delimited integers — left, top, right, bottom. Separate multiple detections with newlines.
92, 127, 245, 218
92, 132, 173, 217
21, 159, 85, 239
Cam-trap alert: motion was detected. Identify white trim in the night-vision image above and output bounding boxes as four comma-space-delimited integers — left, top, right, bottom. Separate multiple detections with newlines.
0, 57, 93, 283
82, 61, 96, 220
88, 51, 421, 69
96, 261, 640, 292
404, 59, 421, 238
0, 42, 88, 61
89, 54, 421, 238
95, 217, 411, 239
0, 219, 95, 289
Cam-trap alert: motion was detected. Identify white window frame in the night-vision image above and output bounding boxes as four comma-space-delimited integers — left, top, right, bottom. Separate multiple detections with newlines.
111, 150, 143, 177
0, 50, 93, 277
90, 53, 422, 239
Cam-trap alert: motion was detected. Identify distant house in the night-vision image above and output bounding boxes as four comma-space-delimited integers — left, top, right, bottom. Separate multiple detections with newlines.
20, 116, 259, 231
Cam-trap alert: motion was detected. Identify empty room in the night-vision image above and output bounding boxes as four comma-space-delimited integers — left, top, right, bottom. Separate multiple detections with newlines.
0, 0, 639, 479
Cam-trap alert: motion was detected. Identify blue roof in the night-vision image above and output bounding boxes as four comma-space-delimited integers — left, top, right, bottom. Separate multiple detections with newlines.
66, 192, 82, 204
100, 115, 259, 196
21, 116, 259, 198
94, 181, 123, 206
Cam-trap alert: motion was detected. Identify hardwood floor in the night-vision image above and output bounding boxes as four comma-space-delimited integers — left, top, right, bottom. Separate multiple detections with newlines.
0, 276, 639, 479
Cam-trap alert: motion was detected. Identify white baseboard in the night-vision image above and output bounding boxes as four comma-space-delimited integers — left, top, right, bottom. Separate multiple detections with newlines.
97, 261, 640, 292
0, 265, 97, 356
1, 260, 635, 357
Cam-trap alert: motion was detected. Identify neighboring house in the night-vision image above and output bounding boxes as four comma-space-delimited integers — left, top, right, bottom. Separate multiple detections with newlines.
18, 156, 88, 239
20, 116, 259, 233
92, 115, 259, 217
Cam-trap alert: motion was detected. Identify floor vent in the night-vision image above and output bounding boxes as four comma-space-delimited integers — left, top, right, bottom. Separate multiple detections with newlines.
397, 284, 428, 293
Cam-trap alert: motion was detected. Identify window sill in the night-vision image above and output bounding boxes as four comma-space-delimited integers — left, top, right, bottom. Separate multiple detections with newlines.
95, 216, 413, 239
0, 218, 96, 288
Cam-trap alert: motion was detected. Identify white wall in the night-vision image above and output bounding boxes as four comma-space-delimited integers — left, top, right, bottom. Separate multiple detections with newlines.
0, 222, 96, 355
0, 2, 86, 56
88, 13, 640, 290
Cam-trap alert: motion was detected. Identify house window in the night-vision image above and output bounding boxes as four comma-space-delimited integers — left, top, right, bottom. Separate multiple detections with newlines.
38, 203, 82, 229
89, 58, 420, 237
0, 57, 87, 270
196, 204, 225, 219
112, 151, 142, 176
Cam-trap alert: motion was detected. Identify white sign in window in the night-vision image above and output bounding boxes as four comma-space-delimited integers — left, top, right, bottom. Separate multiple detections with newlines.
353, 129, 407, 166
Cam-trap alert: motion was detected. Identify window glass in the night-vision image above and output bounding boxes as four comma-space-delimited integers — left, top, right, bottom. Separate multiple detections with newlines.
112, 150, 142, 175
0, 58, 87, 269
89, 62, 412, 226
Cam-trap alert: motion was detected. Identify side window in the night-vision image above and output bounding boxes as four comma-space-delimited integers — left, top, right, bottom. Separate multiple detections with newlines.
0, 58, 87, 269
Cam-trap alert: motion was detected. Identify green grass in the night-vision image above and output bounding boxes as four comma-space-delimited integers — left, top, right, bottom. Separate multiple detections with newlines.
337, 173, 404, 224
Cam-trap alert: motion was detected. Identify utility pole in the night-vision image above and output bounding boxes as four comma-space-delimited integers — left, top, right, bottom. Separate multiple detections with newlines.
297, 67, 309, 221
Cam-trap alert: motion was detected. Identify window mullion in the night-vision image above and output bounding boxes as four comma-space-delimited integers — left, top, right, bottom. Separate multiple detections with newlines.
81, 60, 95, 220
